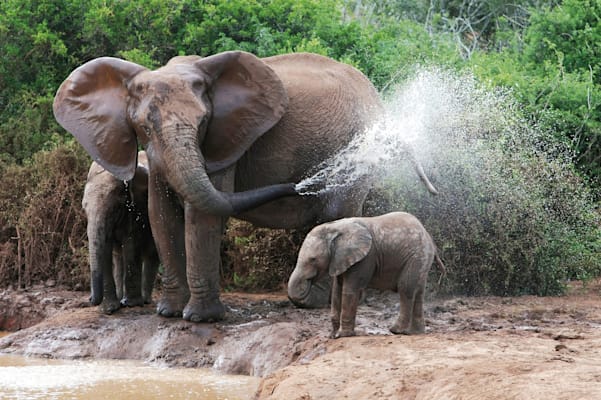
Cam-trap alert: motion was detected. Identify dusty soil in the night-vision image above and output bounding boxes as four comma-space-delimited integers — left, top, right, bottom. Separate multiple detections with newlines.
1, 282, 601, 399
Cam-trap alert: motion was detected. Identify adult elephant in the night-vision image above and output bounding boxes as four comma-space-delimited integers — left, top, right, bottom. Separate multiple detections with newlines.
54, 51, 435, 322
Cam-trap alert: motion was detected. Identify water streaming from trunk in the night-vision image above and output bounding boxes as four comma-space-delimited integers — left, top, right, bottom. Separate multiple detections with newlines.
295, 68, 514, 196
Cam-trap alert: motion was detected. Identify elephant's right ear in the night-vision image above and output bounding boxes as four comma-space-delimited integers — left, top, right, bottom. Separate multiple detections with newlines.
195, 51, 288, 173
53, 57, 147, 181
328, 221, 373, 277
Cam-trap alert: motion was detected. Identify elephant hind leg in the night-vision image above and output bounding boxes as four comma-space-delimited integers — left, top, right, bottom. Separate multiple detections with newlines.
409, 285, 426, 334
390, 289, 414, 335
390, 267, 425, 335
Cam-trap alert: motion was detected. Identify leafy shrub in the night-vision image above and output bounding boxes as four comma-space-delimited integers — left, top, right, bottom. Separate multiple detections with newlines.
364, 69, 600, 296
221, 220, 306, 291
0, 142, 90, 289
0, 0, 598, 297
468, 0, 601, 182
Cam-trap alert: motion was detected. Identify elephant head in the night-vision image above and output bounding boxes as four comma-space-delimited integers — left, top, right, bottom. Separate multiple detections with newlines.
54, 51, 296, 216
288, 220, 373, 307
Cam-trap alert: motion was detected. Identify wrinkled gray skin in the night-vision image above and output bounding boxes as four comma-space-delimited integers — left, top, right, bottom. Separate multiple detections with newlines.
82, 151, 159, 314
288, 212, 445, 338
54, 51, 437, 322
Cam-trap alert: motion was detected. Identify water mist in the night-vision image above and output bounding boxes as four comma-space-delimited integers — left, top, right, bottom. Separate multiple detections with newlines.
297, 68, 599, 297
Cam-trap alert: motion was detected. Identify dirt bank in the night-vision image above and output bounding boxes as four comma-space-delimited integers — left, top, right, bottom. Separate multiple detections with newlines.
1, 282, 601, 399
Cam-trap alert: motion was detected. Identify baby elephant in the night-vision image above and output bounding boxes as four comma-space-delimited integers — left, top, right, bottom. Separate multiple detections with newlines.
82, 151, 159, 314
288, 212, 444, 338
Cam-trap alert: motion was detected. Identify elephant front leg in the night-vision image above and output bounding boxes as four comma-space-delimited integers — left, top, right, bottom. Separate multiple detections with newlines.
112, 250, 124, 301
150, 176, 189, 317
142, 247, 160, 304
182, 204, 226, 322
330, 276, 342, 338
336, 290, 360, 338
120, 236, 144, 307
99, 245, 120, 314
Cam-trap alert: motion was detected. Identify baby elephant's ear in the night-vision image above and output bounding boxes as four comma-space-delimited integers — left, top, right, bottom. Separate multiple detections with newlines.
328, 221, 373, 277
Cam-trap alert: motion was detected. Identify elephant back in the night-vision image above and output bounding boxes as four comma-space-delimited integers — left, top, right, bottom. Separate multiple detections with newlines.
236, 53, 383, 189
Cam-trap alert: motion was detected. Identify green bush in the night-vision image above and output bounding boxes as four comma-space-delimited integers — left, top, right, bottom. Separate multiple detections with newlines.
468, 0, 601, 181
0, 0, 599, 297
221, 220, 306, 292
364, 70, 600, 296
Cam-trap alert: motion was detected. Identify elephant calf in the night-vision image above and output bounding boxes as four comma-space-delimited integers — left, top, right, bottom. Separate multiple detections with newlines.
288, 212, 444, 338
82, 151, 159, 314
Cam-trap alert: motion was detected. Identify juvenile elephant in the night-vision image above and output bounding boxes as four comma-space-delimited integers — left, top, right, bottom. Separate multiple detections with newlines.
288, 212, 444, 338
54, 51, 437, 322
83, 151, 159, 314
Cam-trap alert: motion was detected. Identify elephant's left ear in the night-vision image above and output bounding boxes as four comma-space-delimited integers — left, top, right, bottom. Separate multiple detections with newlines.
328, 221, 373, 277
195, 51, 289, 173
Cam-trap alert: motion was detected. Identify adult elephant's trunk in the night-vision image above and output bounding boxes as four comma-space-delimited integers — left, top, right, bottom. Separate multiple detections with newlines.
163, 130, 297, 216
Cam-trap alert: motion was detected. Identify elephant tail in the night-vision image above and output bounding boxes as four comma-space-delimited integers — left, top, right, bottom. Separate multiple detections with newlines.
434, 254, 446, 288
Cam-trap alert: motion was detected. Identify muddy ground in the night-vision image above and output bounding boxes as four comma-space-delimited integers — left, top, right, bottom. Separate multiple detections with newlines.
1, 282, 601, 399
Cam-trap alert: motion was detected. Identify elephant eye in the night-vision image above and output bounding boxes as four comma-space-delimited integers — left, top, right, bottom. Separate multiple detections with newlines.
191, 79, 207, 97
141, 125, 151, 137
192, 79, 204, 90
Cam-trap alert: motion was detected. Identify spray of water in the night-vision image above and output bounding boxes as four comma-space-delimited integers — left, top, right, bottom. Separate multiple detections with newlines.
295, 68, 514, 195
294, 119, 411, 194
295, 67, 599, 295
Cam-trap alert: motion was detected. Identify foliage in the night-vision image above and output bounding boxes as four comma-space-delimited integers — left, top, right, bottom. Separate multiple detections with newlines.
469, 0, 601, 181
221, 220, 306, 291
364, 70, 600, 296
0, 0, 599, 296
0, 143, 90, 289
0, 0, 459, 163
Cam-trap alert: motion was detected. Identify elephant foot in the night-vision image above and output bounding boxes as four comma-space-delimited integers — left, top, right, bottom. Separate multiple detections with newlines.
100, 299, 121, 314
329, 323, 340, 339
390, 324, 424, 335
89, 294, 102, 306
156, 288, 189, 317
121, 296, 145, 307
182, 298, 226, 323
334, 329, 356, 339
157, 297, 185, 318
